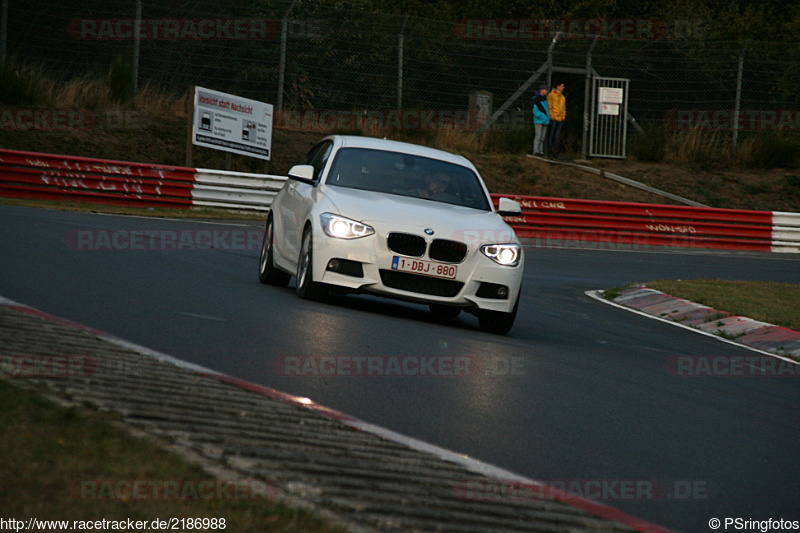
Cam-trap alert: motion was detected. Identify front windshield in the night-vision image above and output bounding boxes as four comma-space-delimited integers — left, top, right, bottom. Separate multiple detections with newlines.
325, 147, 492, 211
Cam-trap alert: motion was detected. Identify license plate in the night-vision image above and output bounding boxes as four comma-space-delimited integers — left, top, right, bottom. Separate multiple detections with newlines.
391, 256, 458, 279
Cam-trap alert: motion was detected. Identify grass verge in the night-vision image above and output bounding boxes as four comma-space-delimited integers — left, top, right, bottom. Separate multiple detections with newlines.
0, 380, 344, 532
646, 279, 800, 331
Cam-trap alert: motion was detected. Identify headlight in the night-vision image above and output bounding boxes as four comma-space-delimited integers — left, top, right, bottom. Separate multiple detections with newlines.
481, 244, 521, 266
320, 213, 374, 239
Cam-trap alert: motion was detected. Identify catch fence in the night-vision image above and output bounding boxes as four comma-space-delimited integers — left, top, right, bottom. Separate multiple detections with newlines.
3, 0, 800, 140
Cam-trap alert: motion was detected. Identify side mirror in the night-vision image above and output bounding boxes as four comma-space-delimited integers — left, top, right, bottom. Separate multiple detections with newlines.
497, 197, 522, 216
287, 164, 316, 185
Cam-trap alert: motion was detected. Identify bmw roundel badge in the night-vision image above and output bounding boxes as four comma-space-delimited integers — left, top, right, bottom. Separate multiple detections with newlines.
424, 228, 434, 235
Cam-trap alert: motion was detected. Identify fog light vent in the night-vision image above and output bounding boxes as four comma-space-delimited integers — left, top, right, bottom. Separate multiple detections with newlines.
476, 282, 509, 299
326, 258, 364, 278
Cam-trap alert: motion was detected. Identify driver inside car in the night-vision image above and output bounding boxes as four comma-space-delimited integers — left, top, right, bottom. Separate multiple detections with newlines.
419, 172, 450, 199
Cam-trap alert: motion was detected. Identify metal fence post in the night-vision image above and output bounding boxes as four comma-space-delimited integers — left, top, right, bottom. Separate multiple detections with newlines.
478, 32, 560, 133
1, 0, 8, 64
397, 15, 408, 111
276, 0, 298, 111
546, 31, 561, 89
733, 40, 749, 150
581, 36, 599, 160
132, 0, 141, 95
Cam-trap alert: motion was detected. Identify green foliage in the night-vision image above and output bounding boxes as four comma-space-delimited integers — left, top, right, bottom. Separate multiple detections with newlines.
686, 146, 724, 171
0, 62, 45, 105
680, 135, 729, 171
603, 286, 623, 300
743, 134, 800, 169
317, 0, 800, 41
629, 127, 667, 162
107, 55, 133, 103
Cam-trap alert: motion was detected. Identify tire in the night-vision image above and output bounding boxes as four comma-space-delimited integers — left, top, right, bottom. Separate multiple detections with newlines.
296, 226, 327, 300
258, 216, 291, 286
429, 304, 462, 319
478, 291, 520, 335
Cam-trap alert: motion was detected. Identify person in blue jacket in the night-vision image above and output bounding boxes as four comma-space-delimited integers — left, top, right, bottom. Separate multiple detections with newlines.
532, 84, 550, 155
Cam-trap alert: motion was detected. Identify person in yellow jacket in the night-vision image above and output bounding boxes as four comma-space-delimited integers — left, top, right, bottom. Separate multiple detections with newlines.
546, 83, 566, 158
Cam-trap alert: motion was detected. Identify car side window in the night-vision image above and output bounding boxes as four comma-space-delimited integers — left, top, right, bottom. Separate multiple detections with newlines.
303, 141, 333, 183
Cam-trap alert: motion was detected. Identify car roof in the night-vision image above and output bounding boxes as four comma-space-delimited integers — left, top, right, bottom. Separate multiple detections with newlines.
328, 135, 475, 169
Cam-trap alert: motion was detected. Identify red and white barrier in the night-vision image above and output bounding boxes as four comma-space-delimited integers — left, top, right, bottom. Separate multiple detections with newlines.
491, 194, 799, 253
0, 148, 196, 208
0, 148, 285, 212
1, 149, 797, 253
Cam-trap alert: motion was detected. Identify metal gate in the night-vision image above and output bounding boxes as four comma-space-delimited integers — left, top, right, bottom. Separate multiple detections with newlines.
589, 77, 630, 158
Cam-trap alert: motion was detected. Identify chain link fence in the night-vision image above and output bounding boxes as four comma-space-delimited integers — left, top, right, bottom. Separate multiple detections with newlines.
4, 0, 800, 138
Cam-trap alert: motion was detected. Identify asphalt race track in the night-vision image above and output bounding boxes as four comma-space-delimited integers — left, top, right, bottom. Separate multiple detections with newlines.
1, 204, 799, 532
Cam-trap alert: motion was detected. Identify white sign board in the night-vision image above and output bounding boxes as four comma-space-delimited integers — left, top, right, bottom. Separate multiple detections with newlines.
599, 103, 620, 115
193, 86, 273, 160
599, 87, 624, 104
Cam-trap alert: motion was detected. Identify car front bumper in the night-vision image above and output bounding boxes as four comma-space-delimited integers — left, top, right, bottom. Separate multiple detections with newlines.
311, 225, 523, 313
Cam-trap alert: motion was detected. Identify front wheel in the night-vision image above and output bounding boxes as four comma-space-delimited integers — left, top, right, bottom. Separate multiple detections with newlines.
478, 291, 520, 335
296, 226, 327, 301
259, 216, 291, 286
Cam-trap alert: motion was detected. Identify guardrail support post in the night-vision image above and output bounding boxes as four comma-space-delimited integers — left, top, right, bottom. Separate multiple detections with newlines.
581, 36, 599, 161
397, 15, 409, 111
276, 0, 298, 111
732, 40, 749, 151
186, 86, 194, 167
132, 0, 141, 96
1, 0, 8, 64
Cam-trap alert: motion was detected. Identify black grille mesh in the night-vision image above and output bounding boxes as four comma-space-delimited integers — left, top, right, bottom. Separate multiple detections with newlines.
387, 233, 426, 257
429, 239, 468, 263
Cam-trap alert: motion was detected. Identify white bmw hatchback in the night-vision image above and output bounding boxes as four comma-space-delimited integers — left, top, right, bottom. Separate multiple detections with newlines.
259, 135, 524, 334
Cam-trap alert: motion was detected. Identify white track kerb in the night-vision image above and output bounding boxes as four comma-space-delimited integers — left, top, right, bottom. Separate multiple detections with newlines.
1, 294, 674, 533
1, 294, 531, 477
586, 290, 800, 364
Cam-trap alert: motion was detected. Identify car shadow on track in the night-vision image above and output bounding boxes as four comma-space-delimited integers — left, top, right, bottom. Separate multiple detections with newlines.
274, 282, 483, 333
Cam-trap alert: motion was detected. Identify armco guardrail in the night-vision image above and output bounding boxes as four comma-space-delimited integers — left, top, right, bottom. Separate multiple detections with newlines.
193, 169, 285, 212
1, 149, 797, 253
490, 194, 800, 254
0, 148, 286, 212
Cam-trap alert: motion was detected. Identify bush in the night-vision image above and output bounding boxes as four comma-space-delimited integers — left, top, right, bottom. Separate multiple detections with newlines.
667, 130, 729, 170
742, 134, 799, 169
0, 62, 46, 105
629, 128, 667, 162
686, 144, 728, 171
108, 55, 134, 103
